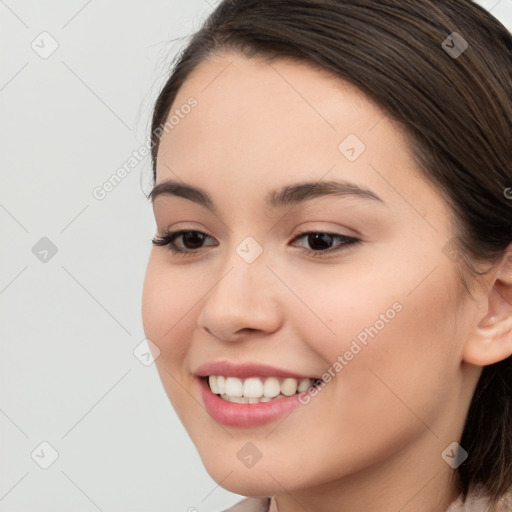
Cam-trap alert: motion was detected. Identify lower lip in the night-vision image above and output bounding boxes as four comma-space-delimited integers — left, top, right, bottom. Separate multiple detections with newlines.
199, 378, 304, 427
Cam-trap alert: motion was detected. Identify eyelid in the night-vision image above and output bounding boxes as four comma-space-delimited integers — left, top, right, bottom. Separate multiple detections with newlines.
292, 224, 360, 239
289, 218, 365, 239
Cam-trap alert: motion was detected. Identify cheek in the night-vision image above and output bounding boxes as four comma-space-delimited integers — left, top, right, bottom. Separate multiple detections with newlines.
141, 257, 204, 422
286, 257, 461, 414
280, 261, 404, 361
141, 256, 197, 364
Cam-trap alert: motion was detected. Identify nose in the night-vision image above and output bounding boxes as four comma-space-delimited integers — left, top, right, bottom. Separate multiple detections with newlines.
196, 253, 283, 342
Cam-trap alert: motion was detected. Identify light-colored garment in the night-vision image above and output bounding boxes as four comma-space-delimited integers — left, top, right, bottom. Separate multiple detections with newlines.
445, 487, 512, 512
222, 487, 512, 512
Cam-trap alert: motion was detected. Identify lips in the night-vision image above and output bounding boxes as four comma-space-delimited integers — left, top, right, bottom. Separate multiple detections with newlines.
194, 361, 322, 427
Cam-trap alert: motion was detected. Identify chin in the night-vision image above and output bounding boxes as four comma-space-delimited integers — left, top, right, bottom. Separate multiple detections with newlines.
212, 474, 280, 498
200, 456, 292, 497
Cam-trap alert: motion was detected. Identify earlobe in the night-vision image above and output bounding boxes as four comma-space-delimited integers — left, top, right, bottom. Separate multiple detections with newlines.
462, 251, 512, 367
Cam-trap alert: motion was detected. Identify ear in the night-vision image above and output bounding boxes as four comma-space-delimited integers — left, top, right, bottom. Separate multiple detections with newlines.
462, 250, 512, 367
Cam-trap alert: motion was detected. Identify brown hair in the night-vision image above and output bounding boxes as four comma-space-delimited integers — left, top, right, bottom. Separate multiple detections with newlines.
149, 0, 512, 505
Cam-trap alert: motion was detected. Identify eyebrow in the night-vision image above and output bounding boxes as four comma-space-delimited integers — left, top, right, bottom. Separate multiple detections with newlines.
148, 178, 386, 213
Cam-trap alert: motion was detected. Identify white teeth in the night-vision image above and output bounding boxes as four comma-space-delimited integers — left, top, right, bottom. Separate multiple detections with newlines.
243, 377, 263, 398
297, 378, 312, 393
216, 375, 226, 395
263, 377, 281, 397
220, 394, 250, 404
209, 376, 219, 394
280, 378, 298, 396
225, 377, 243, 397
208, 375, 316, 402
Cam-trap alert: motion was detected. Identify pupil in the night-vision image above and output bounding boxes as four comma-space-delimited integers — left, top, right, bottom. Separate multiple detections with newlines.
183, 231, 204, 249
308, 233, 332, 250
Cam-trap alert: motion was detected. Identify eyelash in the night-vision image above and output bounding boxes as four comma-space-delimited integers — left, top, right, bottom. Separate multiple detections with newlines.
151, 229, 361, 258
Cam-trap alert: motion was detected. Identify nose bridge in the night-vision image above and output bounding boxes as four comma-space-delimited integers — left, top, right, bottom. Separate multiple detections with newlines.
217, 233, 273, 296
196, 235, 282, 340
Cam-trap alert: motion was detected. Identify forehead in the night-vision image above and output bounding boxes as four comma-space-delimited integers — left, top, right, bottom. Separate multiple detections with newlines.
153, 51, 447, 229
157, 52, 388, 175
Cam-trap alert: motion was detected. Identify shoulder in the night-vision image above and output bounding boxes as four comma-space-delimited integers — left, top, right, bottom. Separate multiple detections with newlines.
218, 489, 512, 512
220, 497, 271, 512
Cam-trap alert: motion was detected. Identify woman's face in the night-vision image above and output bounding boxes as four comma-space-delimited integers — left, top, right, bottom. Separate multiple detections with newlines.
142, 52, 482, 501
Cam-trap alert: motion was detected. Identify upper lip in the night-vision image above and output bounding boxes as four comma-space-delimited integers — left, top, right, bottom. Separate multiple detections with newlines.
195, 360, 318, 380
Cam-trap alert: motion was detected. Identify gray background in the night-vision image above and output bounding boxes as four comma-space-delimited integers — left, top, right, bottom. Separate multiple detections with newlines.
1, 1, 511, 511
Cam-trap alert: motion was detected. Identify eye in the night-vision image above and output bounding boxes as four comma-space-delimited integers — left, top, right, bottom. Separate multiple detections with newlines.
152, 229, 361, 258
152, 230, 217, 255
290, 231, 361, 257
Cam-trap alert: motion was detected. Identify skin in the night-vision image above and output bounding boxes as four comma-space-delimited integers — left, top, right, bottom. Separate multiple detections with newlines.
141, 51, 512, 512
